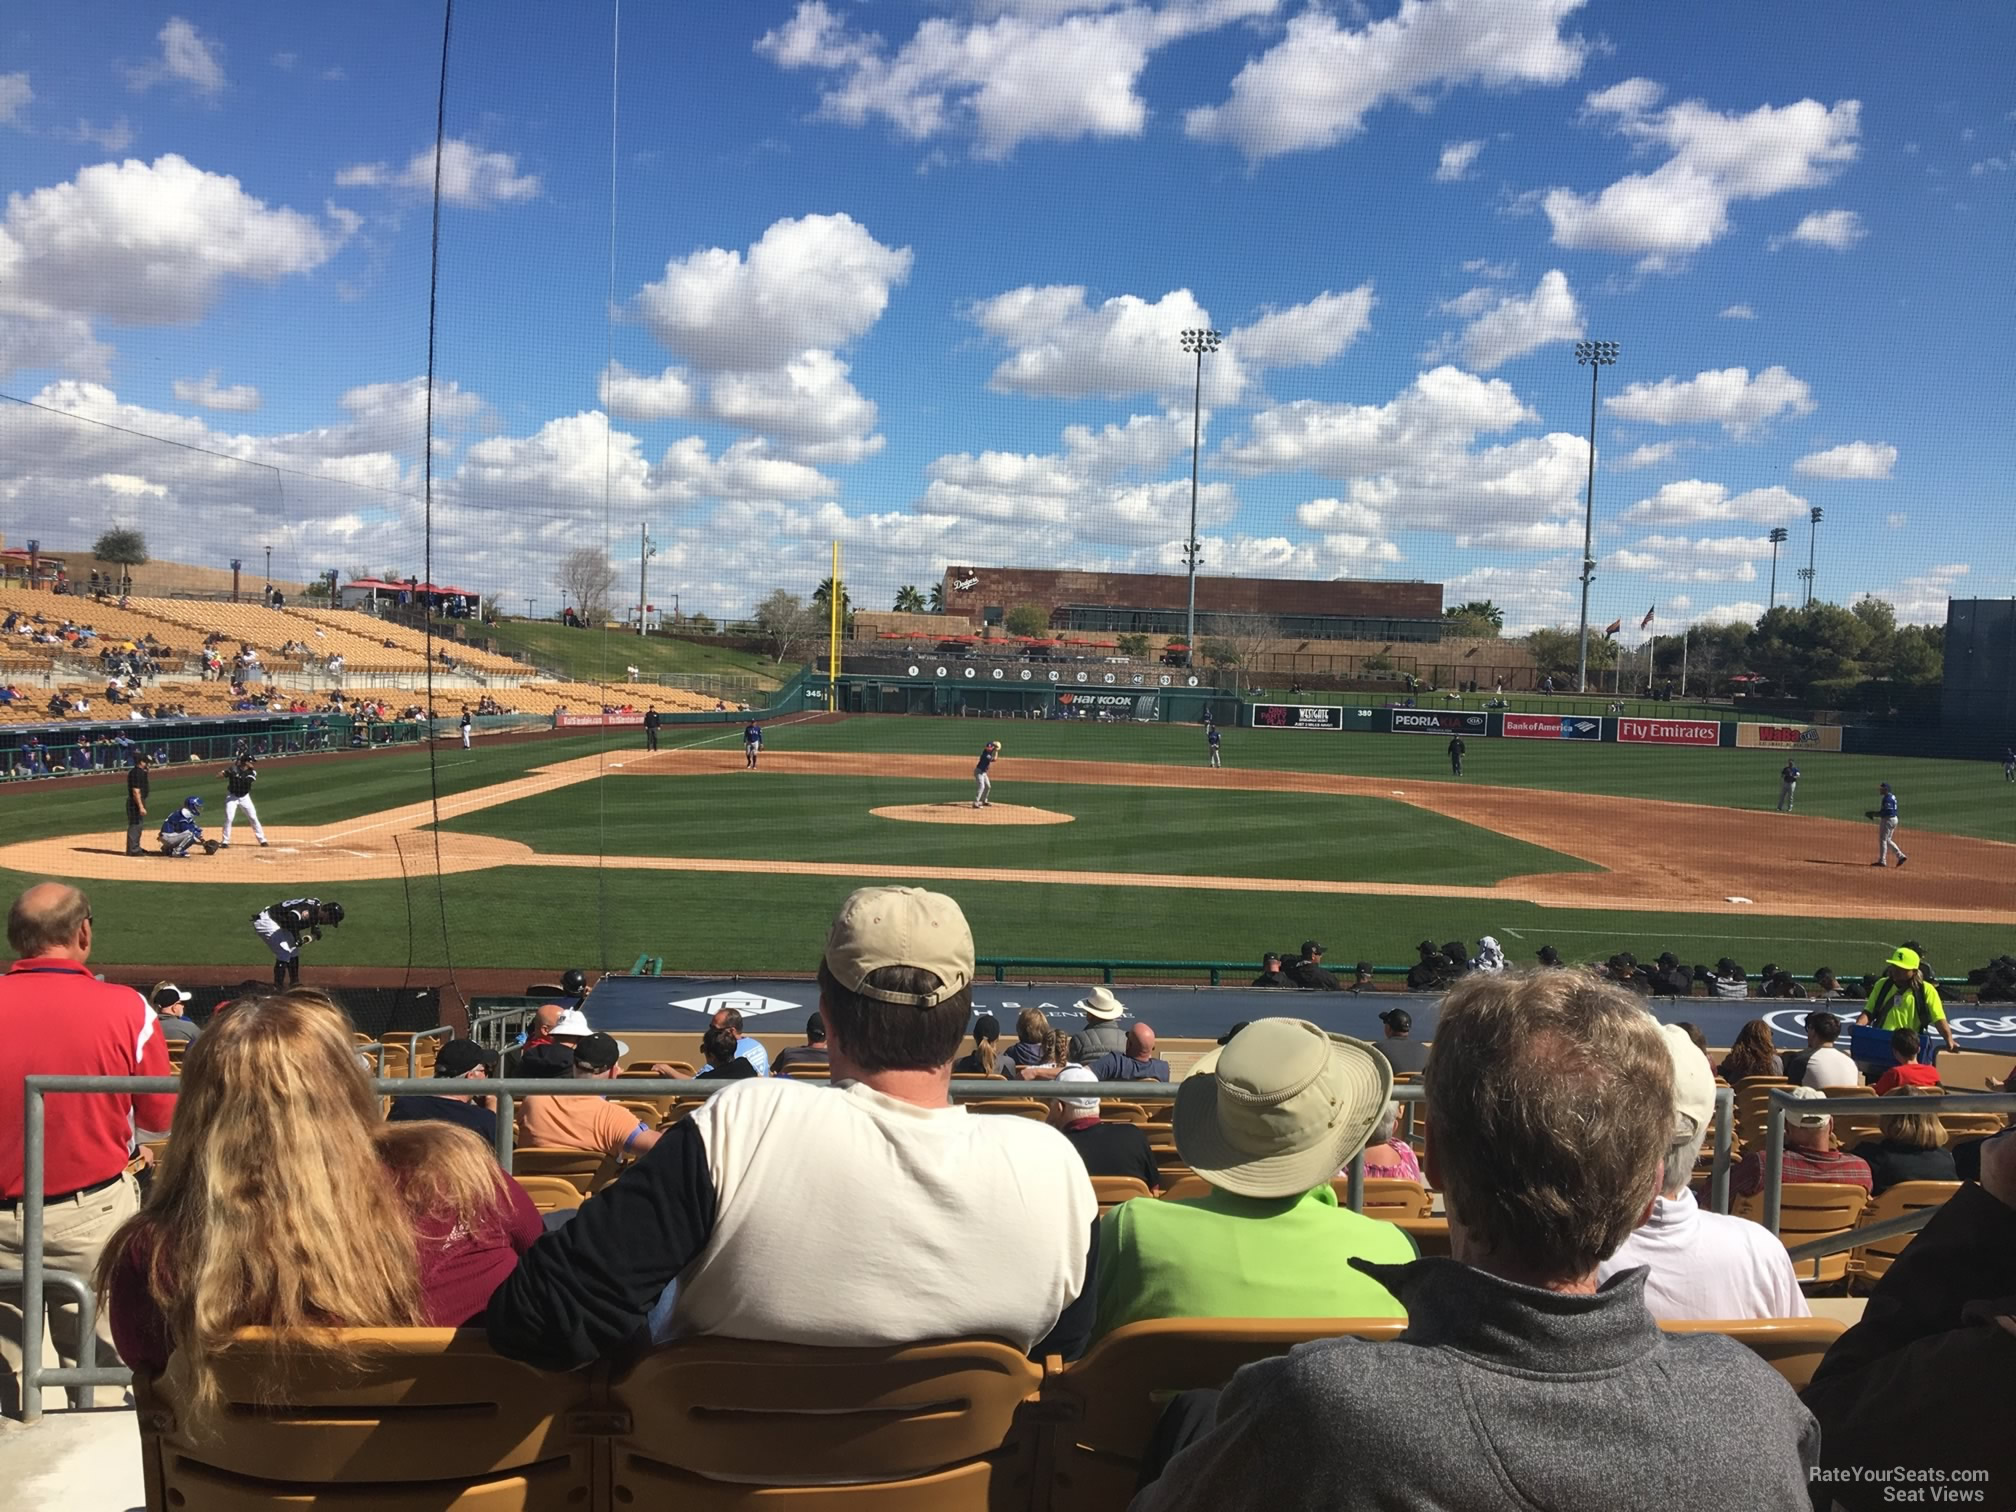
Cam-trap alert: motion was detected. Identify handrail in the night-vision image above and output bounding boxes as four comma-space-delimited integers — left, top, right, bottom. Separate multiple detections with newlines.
1760, 1088, 2014, 1232
1782, 1204, 1937, 1266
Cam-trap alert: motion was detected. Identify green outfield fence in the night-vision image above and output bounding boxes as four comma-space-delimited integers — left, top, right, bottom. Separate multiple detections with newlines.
0, 712, 425, 779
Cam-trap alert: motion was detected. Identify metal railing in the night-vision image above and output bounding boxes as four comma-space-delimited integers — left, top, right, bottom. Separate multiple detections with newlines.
1758, 1088, 2013, 1233
14, 1075, 1734, 1424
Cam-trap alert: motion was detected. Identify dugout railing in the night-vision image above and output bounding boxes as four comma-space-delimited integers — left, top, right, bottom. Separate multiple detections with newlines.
12, 1075, 1735, 1422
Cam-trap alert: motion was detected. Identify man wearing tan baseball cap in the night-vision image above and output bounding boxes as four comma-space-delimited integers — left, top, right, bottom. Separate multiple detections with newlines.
490, 886, 1098, 1368
1092, 1018, 1413, 1338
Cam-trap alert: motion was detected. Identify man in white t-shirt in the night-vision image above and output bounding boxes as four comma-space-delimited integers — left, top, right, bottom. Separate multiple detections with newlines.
486, 886, 1099, 1365
1799, 1009, 1862, 1089
1599, 1024, 1809, 1321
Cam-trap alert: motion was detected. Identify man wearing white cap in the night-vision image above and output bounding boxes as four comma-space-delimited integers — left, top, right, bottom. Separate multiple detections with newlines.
1598, 1025, 1809, 1320
1068, 985, 1128, 1062
1093, 1018, 1413, 1338
148, 981, 200, 1044
488, 886, 1098, 1366
1050, 1066, 1161, 1191
1729, 1085, 1871, 1202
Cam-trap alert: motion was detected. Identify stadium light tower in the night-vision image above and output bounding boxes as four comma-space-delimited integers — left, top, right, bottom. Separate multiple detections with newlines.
637, 523, 657, 638
1574, 339, 1620, 691
1767, 527, 1789, 610
1178, 327, 1221, 669
1803, 506, 1823, 606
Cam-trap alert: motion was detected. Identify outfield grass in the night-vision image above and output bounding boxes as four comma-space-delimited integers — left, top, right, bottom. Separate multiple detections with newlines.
483, 619, 783, 688
439, 774, 1594, 886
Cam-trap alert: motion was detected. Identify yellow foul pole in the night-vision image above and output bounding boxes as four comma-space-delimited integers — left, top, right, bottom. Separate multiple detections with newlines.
828, 540, 842, 706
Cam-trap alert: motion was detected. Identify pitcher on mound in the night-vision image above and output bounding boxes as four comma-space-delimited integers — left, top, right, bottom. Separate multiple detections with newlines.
973, 740, 1000, 807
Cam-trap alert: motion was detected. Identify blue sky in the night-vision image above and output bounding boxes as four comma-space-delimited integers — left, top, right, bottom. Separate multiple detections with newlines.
1, 1, 2010, 628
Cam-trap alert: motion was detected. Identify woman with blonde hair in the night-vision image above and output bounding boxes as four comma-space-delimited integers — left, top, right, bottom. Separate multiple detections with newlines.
1004, 1006, 1066, 1080
1863, 1085, 1958, 1196
97, 990, 540, 1429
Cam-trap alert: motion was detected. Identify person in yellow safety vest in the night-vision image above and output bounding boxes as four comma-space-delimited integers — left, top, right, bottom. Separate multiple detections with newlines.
1856, 947, 1955, 1056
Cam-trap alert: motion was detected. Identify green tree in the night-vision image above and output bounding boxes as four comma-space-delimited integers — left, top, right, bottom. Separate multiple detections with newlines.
1523, 626, 1617, 681
753, 589, 820, 665
93, 528, 148, 569
1443, 600, 1504, 637
1115, 633, 1151, 658
812, 577, 851, 616
1004, 603, 1049, 638
927, 582, 946, 613
893, 585, 926, 613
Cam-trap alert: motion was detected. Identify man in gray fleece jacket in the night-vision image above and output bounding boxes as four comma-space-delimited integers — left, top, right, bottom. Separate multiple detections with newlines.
1133, 970, 1819, 1512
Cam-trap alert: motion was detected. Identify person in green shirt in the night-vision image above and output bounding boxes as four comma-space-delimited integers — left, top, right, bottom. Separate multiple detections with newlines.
1858, 946, 1954, 1056
1093, 1019, 1413, 1339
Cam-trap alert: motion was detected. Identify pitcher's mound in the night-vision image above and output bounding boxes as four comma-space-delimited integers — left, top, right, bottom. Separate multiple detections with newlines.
872, 803, 1075, 826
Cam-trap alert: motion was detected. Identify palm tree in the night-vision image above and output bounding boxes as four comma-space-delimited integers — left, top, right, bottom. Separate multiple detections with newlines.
927, 583, 946, 614
893, 585, 926, 613
1447, 599, 1504, 629
813, 577, 852, 616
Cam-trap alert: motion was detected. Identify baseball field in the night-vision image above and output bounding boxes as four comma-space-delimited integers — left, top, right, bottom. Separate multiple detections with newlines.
1, 713, 2012, 983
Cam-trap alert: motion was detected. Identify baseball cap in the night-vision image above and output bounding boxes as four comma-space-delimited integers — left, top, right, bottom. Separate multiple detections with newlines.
1378, 1008, 1412, 1033
1884, 947, 1921, 971
1301, 939, 1326, 957
1174, 1019, 1392, 1200
434, 1040, 497, 1077
571, 1032, 624, 1073
549, 1008, 628, 1057
1057, 1064, 1100, 1120
1216, 1020, 1251, 1046
823, 886, 974, 1007
1656, 1024, 1718, 1143
1536, 945, 1562, 965
1785, 1085, 1833, 1129
149, 981, 191, 1011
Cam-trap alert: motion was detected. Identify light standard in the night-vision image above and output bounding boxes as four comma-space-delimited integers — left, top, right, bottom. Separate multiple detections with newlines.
1573, 340, 1620, 691
636, 524, 657, 638
1178, 327, 1221, 669
524, 597, 535, 620
1802, 506, 1823, 606
1767, 527, 1789, 610
263, 545, 272, 596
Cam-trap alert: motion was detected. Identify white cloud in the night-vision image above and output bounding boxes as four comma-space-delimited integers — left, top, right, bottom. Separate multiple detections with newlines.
93, 472, 168, 498
1719, 303, 1755, 319
1187, 0, 1590, 161
1604, 532, 1767, 582
597, 362, 697, 423
335, 139, 540, 208
1462, 257, 1516, 278
1436, 139, 1485, 181
706, 349, 885, 464
1062, 410, 1195, 473
127, 18, 227, 97
172, 372, 262, 412
1439, 286, 1499, 318
972, 284, 1248, 403
1441, 560, 1579, 635
1695, 600, 1765, 627
1885, 513, 1907, 529
1453, 268, 1584, 370
1541, 81, 1861, 268
0, 72, 31, 128
1793, 440, 1896, 479
1863, 563, 1968, 625
65, 118, 137, 153
0, 155, 346, 379
1770, 207, 1866, 251
756, 0, 1280, 160
1617, 480, 1808, 527
1613, 440, 1679, 470
637, 213, 912, 371
1227, 285, 1375, 368
1971, 154, 2012, 177
1604, 365, 1815, 437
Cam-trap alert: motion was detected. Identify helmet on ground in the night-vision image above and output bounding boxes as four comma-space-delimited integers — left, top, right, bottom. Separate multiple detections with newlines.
185, 795, 203, 811
561, 968, 588, 995
321, 902, 345, 927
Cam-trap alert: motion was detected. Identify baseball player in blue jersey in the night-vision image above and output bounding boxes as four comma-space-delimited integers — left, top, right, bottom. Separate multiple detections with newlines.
1206, 720, 1222, 768
1777, 759, 1800, 812
158, 796, 216, 857
973, 740, 1000, 807
1867, 781, 1907, 867
743, 720, 763, 769
2005, 747, 2014, 783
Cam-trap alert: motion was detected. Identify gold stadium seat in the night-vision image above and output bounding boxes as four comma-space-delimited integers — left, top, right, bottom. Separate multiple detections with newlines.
966, 1099, 1048, 1120
607, 1336, 1043, 1511
1849, 1179, 1961, 1289
1158, 1174, 1211, 1200
1735, 1182, 1868, 1286
133, 1327, 593, 1510
1092, 1175, 1153, 1212
1097, 1102, 1149, 1124
1337, 1177, 1432, 1219
1660, 1317, 1847, 1391
1393, 1215, 1451, 1258
515, 1175, 586, 1214
1734, 1077, 1793, 1151
510, 1145, 619, 1194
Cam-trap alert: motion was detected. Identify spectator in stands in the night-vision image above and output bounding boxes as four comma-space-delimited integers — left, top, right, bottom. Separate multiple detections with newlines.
2, 884, 178, 1415
97, 990, 539, 1435
1439, 941, 1473, 980
1716, 1018, 1784, 1082
1604, 952, 1650, 995
1086, 1023, 1170, 1082
1646, 951, 1693, 996
1857, 946, 1955, 1056
1798, 1010, 1862, 1089
1004, 1007, 1065, 1080
696, 1024, 760, 1081
1068, 986, 1129, 1062
1470, 936, 1506, 974
1050, 1067, 1160, 1191
1094, 1018, 1410, 1340
1350, 961, 1377, 991
1134, 972, 1818, 1511
1872, 1029, 1941, 1095
1711, 957, 1750, 998
518, 1033, 662, 1160
770, 1012, 830, 1076
1803, 1129, 2015, 1502
1405, 941, 1449, 991
148, 981, 200, 1044
1762, 967, 1808, 999
1358, 1100, 1422, 1184
1285, 939, 1341, 991
1812, 967, 1844, 998
1729, 1086, 1871, 1200
1250, 951, 1291, 988
952, 1013, 1000, 1076
1860, 1087, 1957, 1196
1372, 1007, 1428, 1075
709, 1006, 770, 1075
387, 1040, 500, 1142
486, 886, 1099, 1364
1600, 1023, 1810, 1320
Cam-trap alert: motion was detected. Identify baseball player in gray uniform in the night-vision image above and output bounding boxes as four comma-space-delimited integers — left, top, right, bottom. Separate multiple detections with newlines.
1777, 759, 1800, 812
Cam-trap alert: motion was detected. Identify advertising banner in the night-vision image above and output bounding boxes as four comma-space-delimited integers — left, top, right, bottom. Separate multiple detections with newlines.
1057, 691, 1156, 714
1616, 717, 1723, 747
554, 712, 646, 728
1502, 712, 1602, 741
1735, 721, 1844, 752
1390, 709, 1489, 736
1252, 703, 1344, 730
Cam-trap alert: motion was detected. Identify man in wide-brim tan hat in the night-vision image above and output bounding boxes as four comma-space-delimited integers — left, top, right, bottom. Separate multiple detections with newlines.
1090, 1018, 1413, 1338
1070, 984, 1129, 1061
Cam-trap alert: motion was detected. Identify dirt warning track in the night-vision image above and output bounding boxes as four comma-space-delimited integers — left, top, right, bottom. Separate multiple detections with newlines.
6, 748, 2012, 925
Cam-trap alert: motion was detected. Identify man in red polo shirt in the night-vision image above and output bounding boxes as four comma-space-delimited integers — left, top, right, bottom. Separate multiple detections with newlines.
1, 882, 177, 1416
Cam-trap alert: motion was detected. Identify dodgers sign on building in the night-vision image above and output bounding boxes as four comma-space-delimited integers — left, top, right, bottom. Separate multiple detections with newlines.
1616, 717, 1722, 747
